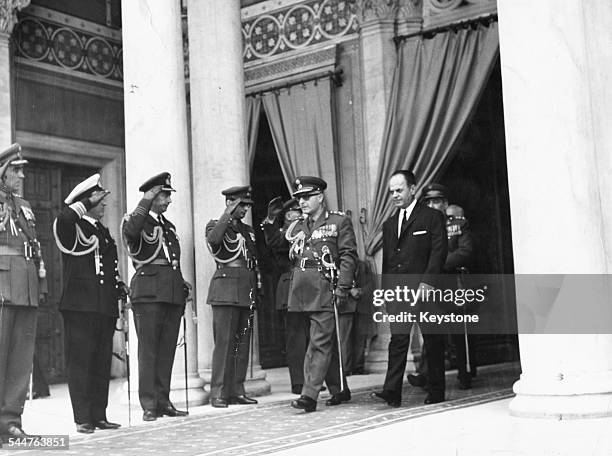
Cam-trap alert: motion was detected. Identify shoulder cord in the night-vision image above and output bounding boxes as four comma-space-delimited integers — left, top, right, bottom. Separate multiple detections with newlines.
207, 231, 246, 264
119, 215, 164, 267
53, 219, 99, 256
285, 218, 305, 260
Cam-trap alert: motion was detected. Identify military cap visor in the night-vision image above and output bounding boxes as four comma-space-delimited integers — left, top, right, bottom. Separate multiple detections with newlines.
422, 183, 448, 201
139, 172, 176, 193
292, 176, 327, 197
0, 144, 28, 167
282, 198, 300, 211
222, 185, 254, 204
64, 173, 107, 204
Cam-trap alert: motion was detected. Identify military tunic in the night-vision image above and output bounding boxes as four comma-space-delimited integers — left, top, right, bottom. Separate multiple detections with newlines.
285, 211, 357, 400
122, 198, 186, 412
0, 189, 46, 433
54, 198, 120, 424
206, 213, 257, 399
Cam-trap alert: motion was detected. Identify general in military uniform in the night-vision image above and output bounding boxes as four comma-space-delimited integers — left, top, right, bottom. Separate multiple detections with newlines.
286, 176, 358, 413
206, 186, 259, 408
423, 184, 475, 389
262, 197, 309, 395
0, 145, 47, 441
121, 172, 189, 421
54, 174, 126, 433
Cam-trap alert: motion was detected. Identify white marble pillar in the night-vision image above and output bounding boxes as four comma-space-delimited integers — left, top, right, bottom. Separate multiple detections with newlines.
186, 0, 269, 397
121, 0, 205, 407
498, 0, 612, 418
0, 0, 30, 147
357, 0, 400, 373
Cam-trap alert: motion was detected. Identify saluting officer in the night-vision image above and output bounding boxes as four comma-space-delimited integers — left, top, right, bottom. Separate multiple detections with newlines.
54, 174, 126, 433
262, 197, 309, 395
286, 176, 358, 413
122, 172, 189, 422
206, 186, 259, 408
0, 145, 47, 441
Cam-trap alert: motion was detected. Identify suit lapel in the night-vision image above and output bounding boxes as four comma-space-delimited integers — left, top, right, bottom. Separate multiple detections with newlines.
399, 202, 422, 241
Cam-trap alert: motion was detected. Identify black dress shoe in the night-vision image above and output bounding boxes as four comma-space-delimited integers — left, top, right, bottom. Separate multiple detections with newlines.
325, 389, 351, 406
291, 384, 303, 395
291, 395, 317, 413
76, 423, 94, 434
1, 425, 40, 441
424, 394, 445, 405
371, 390, 401, 407
94, 420, 121, 430
142, 410, 157, 421
407, 373, 427, 388
458, 378, 472, 390
157, 404, 188, 417
211, 398, 228, 408
228, 395, 258, 405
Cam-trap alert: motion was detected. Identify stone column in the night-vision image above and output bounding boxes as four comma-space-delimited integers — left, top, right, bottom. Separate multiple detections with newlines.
0, 0, 29, 147
121, 0, 205, 407
186, 0, 269, 397
498, 0, 612, 418
357, 0, 401, 373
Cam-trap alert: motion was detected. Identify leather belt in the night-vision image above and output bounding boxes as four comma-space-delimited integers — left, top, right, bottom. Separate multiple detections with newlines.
218, 259, 248, 269
0, 245, 27, 257
294, 258, 320, 270
149, 259, 171, 266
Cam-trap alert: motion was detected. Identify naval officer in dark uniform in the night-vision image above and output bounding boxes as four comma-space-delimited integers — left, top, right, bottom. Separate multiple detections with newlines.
54, 174, 126, 433
122, 172, 189, 421
286, 176, 358, 413
206, 186, 259, 408
0, 145, 47, 442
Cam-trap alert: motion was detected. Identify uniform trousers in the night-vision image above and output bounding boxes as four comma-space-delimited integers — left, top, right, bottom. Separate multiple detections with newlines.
62, 311, 115, 424
297, 311, 347, 400
337, 313, 353, 373
384, 324, 445, 400
210, 306, 251, 399
284, 311, 309, 389
0, 306, 37, 433
132, 302, 183, 411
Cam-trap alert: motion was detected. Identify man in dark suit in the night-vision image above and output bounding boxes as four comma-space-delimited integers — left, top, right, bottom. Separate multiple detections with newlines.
0, 145, 47, 442
286, 176, 358, 413
122, 172, 190, 421
206, 186, 259, 408
54, 174, 126, 433
372, 170, 447, 406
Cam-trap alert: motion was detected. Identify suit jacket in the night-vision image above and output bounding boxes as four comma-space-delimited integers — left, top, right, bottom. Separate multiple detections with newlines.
286, 211, 358, 312
0, 190, 46, 307
382, 202, 447, 288
122, 198, 186, 306
54, 200, 119, 316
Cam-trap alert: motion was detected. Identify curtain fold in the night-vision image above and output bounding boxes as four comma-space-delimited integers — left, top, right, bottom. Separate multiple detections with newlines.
262, 78, 340, 209
245, 96, 262, 170
365, 23, 500, 256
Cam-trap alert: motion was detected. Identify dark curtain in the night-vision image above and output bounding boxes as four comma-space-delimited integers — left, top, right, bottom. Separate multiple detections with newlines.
245, 96, 263, 170
365, 22, 500, 256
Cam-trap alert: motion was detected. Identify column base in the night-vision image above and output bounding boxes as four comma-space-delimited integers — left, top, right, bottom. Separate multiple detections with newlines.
169, 373, 208, 408
244, 365, 271, 397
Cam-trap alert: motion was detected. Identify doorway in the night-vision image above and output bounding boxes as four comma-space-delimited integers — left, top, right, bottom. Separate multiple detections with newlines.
24, 160, 97, 383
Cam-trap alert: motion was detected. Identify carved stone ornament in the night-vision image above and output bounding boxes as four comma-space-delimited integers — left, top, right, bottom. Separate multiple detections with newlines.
398, 0, 422, 18
356, 0, 400, 23
0, 0, 30, 34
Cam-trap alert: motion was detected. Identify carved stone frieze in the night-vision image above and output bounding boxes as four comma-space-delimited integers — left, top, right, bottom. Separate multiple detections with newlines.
0, 0, 29, 34
355, 0, 399, 23
398, 0, 421, 19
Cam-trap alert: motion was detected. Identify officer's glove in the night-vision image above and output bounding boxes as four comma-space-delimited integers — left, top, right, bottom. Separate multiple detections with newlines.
183, 280, 193, 302
349, 287, 362, 299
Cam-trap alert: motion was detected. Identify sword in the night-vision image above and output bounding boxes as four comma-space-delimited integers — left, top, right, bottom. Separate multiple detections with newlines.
457, 267, 470, 375
117, 295, 132, 427
321, 246, 345, 392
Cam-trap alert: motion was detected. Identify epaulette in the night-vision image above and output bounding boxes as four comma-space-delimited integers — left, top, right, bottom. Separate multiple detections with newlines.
329, 210, 346, 216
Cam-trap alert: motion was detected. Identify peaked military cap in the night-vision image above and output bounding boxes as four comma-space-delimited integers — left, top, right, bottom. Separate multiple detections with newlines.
65, 173, 106, 204
139, 172, 176, 193
222, 185, 254, 204
422, 183, 448, 201
292, 176, 327, 197
0, 143, 28, 167
282, 198, 300, 211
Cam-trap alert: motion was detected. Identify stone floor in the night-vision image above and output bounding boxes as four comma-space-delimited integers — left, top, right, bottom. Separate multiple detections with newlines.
7, 363, 528, 455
